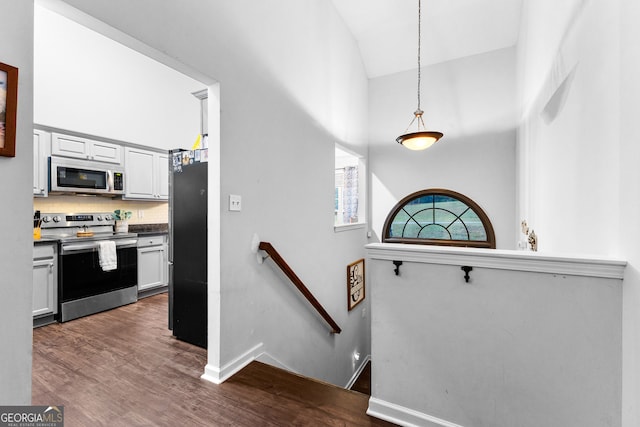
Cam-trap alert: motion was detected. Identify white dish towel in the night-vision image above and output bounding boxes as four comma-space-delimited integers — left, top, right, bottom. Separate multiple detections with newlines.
98, 241, 117, 271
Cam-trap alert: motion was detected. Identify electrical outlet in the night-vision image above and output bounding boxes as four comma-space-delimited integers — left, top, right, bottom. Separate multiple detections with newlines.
229, 194, 242, 211
138, 210, 144, 219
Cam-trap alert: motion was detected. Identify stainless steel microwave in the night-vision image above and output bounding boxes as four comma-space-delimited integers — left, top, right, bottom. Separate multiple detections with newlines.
49, 156, 125, 196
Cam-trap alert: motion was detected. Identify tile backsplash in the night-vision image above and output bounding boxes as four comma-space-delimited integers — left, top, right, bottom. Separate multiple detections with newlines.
33, 196, 168, 224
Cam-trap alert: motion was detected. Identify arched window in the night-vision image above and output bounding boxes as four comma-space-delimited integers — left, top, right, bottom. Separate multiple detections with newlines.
382, 188, 495, 249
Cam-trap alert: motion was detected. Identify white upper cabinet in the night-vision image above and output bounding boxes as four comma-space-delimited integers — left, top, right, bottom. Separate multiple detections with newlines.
33, 129, 51, 197
157, 153, 169, 199
125, 148, 154, 198
51, 132, 122, 165
124, 147, 169, 200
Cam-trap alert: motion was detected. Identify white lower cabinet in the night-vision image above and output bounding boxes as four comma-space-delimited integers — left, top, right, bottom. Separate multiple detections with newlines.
33, 243, 58, 320
33, 129, 51, 197
137, 235, 168, 295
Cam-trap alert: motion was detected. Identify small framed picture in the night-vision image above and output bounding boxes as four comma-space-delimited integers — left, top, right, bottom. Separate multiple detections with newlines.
0, 61, 18, 158
347, 258, 365, 311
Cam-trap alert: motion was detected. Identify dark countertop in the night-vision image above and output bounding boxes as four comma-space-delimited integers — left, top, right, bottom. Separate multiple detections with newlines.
33, 237, 59, 244
128, 223, 169, 235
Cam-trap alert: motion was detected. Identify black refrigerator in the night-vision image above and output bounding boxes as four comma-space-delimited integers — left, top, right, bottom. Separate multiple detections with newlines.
169, 149, 207, 348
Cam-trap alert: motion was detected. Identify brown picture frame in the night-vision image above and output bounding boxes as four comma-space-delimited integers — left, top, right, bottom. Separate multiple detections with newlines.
0, 61, 18, 158
347, 258, 365, 311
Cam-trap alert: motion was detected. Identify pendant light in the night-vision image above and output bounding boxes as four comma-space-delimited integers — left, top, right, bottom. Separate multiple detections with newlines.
396, 0, 443, 150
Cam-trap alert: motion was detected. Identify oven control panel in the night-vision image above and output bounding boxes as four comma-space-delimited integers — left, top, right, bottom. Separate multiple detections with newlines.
40, 213, 116, 229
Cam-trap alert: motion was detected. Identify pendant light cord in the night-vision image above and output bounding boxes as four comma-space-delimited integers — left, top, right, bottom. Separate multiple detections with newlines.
417, 0, 422, 113
396, 0, 444, 147
403, 0, 430, 134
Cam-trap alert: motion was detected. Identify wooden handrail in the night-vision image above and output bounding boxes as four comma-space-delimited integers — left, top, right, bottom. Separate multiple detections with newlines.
258, 242, 341, 334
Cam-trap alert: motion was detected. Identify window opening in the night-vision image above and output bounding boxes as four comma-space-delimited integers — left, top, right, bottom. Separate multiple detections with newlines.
382, 188, 495, 248
335, 146, 364, 226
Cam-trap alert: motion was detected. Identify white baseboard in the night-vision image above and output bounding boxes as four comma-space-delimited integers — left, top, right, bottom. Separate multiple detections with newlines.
201, 342, 264, 384
256, 352, 297, 373
367, 397, 465, 427
200, 344, 371, 393
345, 354, 371, 389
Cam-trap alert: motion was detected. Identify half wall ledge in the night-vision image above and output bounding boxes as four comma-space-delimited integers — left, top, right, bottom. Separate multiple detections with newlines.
365, 243, 627, 279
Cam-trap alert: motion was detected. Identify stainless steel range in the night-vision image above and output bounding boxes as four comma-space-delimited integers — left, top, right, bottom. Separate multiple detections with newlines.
40, 213, 138, 322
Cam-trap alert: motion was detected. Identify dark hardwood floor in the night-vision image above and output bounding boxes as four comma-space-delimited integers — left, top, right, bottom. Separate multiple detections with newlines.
350, 361, 371, 396
32, 293, 393, 426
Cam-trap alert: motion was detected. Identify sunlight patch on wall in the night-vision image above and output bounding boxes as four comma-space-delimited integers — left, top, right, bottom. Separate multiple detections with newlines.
371, 173, 396, 241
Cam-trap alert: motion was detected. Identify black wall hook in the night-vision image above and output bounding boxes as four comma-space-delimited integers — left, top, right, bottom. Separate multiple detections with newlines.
393, 260, 403, 276
461, 266, 473, 283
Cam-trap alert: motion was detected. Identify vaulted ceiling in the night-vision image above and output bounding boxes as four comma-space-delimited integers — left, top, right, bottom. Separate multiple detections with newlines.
331, 0, 524, 78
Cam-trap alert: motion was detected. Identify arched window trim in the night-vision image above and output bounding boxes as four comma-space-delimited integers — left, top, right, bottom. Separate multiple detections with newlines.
382, 188, 496, 249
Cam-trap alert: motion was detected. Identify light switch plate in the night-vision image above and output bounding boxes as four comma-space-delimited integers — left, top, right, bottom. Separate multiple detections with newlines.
229, 194, 242, 211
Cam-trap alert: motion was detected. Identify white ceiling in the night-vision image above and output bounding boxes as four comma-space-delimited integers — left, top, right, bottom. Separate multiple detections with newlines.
331, 0, 524, 78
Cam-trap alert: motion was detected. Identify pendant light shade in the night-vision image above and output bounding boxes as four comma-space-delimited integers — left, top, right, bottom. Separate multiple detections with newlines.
397, 0, 443, 150
396, 109, 443, 150
396, 131, 443, 150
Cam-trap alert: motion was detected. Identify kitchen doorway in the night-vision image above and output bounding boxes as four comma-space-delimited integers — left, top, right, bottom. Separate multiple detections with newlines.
33, 0, 220, 366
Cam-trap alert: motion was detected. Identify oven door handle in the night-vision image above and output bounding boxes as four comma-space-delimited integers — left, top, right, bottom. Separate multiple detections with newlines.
61, 243, 98, 253
61, 239, 138, 253
114, 239, 138, 248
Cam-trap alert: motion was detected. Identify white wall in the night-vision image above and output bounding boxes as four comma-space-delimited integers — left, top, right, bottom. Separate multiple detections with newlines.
518, 0, 640, 426
34, 4, 202, 150
0, 0, 34, 404
517, 0, 620, 255
367, 244, 624, 427
59, 0, 370, 387
617, 0, 640, 425
369, 47, 517, 249
211, 2, 371, 385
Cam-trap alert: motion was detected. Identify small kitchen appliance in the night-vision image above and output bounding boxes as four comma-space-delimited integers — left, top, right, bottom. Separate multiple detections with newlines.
49, 156, 125, 196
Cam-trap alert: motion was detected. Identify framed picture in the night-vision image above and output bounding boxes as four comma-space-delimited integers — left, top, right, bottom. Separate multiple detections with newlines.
347, 258, 365, 311
0, 61, 18, 158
